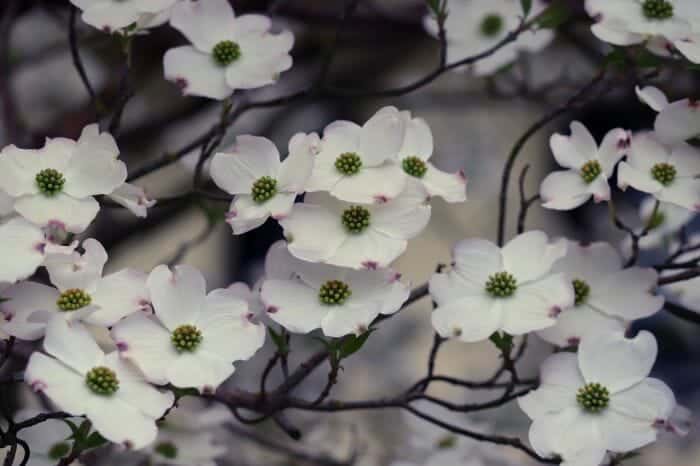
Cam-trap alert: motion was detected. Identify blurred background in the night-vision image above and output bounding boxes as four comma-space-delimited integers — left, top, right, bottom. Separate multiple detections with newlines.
0, 1, 698, 465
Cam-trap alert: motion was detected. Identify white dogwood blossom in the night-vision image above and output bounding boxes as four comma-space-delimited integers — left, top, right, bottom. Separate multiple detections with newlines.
280, 184, 431, 269
260, 241, 409, 337
430, 231, 573, 342
537, 241, 663, 347
636, 85, 700, 144
70, 0, 177, 33
423, 0, 554, 76
540, 122, 630, 210
2, 239, 148, 340
519, 331, 676, 466
621, 196, 695, 253
108, 183, 157, 218
617, 132, 700, 211
112, 265, 265, 393
25, 317, 174, 449
0, 124, 127, 233
396, 111, 467, 203
164, 0, 294, 100
306, 106, 407, 204
211, 133, 317, 234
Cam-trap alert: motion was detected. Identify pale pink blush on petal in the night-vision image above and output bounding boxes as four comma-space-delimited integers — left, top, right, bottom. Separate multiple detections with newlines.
548, 306, 562, 318
116, 341, 129, 352
266, 305, 279, 314
30, 380, 47, 392
373, 195, 389, 204
362, 261, 379, 270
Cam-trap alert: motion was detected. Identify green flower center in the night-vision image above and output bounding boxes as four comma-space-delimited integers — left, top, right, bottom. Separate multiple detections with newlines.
212, 40, 241, 66
319, 280, 352, 305
642, 0, 674, 20
341, 205, 371, 234
402, 156, 428, 178
85, 366, 119, 396
580, 160, 602, 184
335, 152, 362, 176
251, 176, 278, 203
56, 289, 92, 311
35, 168, 65, 197
647, 210, 666, 230
651, 162, 676, 186
485, 271, 517, 298
171, 324, 203, 352
572, 279, 590, 306
154, 442, 178, 459
576, 382, 610, 413
480, 14, 504, 37
48, 443, 71, 460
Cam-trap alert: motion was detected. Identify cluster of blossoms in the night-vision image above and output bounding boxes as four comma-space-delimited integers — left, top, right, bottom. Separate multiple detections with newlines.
1, 1, 698, 466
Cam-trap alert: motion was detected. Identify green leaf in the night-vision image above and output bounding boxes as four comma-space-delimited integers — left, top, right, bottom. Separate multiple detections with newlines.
268, 327, 289, 354
489, 332, 514, 353
62, 419, 80, 436
604, 47, 627, 69
338, 331, 374, 359
171, 386, 199, 399
83, 432, 108, 450
520, 0, 532, 17
74, 420, 91, 442
535, 1, 570, 29
634, 49, 662, 68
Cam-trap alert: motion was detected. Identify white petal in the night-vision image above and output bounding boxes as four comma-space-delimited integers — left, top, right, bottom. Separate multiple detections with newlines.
169, 0, 236, 52
321, 120, 362, 155
669, 142, 700, 175
231, 14, 271, 38
108, 183, 155, 218
225, 196, 268, 235
617, 162, 663, 194
597, 128, 629, 174
0, 145, 42, 197
15, 193, 99, 234
588, 268, 663, 320
260, 279, 327, 333
431, 296, 502, 342
528, 408, 607, 465
550, 122, 597, 169
610, 378, 675, 426
164, 46, 230, 101
86, 396, 159, 450
321, 305, 378, 337
147, 265, 206, 331
279, 204, 346, 263
552, 240, 623, 285
502, 231, 566, 283
654, 99, 700, 144
210, 135, 280, 195
675, 35, 700, 65
0, 218, 45, 283
81, 3, 141, 31
399, 117, 433, 161
263, 240, 300, 281
1, 282, 59, 340
628, 132, 669, 172
635, 86, 668, 112
278, 133, 317, 192
657, 177, 700, 211
166, 351, 234, 392
429, 269, 478, 306
329, 229, 407, 269
536, 305, 626, 348
45, 238, 107, 291
63, 149, 126, 198
540, 170, 593, 210
331, 163, 407, 204
24, 353, 90, 415
450, 238, 503, 289
265, 193, 296, 220
359, 107, 405, 166
43, 317, 103, 375
87, 269, 150, 327
197, 288, 265, 361
501, 273, 573, 335
111, 313, 175, 385
421, 164, 467, 203
371, 186, 431, 239
591, 20, 645, 46
579, 330, 657, 393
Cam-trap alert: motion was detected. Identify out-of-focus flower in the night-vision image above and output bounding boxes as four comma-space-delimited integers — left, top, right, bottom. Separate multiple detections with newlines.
70, 0, 178, 33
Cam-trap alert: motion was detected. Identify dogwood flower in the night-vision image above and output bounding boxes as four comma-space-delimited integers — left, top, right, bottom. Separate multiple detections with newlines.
537, 241, 663, 347
0, 218, 76, 284
280, 184, 431, 269
635, 86, 700, 144
11, 409, 75, 466
617, 132, 700, 211
306, 106, 407, 204
636, 85, 670, 112
211, 133, 317, 234
70, 0, 177, 33
540, 122, 630, 210
430, 231, 573, 342
2, 239, 149, 339
519, 330, 676, 466
25, 317, 174, 449
621, 196, 695, 253
423, 0, 554, 76
0, 124, 127, 233
112, 264, 265, 393
260, 241, 409, 337
164, 0, 294, 100
396, 111, 467, 203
